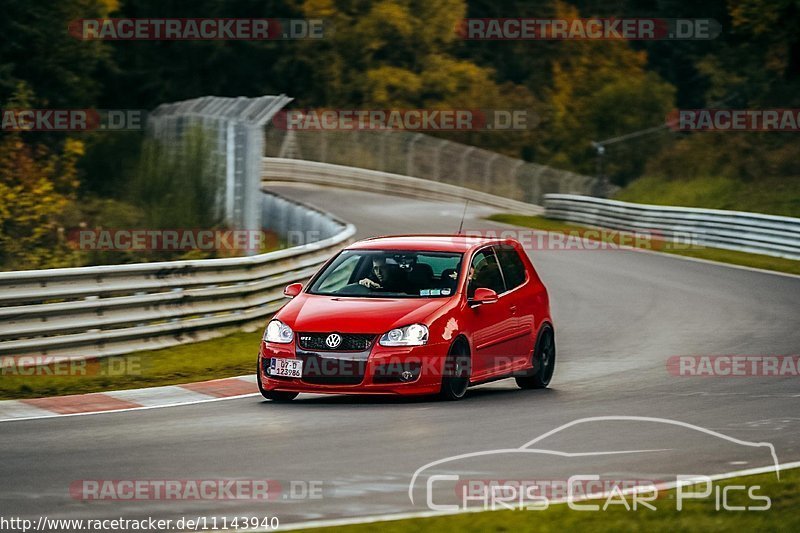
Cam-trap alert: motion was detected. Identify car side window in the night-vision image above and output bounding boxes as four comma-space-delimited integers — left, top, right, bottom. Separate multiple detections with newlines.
468, 248, 506, 296
494, 245, 527, 290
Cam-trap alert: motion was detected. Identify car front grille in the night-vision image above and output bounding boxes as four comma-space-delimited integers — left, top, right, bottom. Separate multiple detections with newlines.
298, 354, 366, 385
297, 332, 375, 352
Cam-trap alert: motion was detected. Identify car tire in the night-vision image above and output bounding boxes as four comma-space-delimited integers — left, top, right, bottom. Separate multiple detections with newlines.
257, 361, 299, 402
516, 325, 555, 390
439, 340, 471, 401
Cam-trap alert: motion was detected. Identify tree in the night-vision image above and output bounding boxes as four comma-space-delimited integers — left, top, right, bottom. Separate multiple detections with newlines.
0, 86, 83, 269
0, 0, 114, 109
539, 2, 676, 184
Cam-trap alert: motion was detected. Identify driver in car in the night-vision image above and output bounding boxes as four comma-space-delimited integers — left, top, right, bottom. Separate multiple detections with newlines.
359, 256, 400, 291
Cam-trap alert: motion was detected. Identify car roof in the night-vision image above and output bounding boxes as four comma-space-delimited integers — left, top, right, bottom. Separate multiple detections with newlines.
345, 234, 516, 253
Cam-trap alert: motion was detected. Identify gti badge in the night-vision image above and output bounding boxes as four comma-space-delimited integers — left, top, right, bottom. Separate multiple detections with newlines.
325, 333, 342, 349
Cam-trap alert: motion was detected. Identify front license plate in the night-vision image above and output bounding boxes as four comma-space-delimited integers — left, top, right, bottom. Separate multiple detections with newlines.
270, 357, 303, 378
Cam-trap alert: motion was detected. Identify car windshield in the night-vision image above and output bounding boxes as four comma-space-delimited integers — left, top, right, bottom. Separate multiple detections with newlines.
308, 250, 463, 298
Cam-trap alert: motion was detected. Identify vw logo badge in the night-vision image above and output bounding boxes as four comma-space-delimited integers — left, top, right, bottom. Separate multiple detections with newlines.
325, 333, 342, 349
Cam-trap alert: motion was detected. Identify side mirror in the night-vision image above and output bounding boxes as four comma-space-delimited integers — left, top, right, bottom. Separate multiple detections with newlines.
469, 287, 498, 307
283, 283, 303, 298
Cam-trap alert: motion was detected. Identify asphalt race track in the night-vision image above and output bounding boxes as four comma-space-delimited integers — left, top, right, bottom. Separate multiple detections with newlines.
2, 184, 799, 527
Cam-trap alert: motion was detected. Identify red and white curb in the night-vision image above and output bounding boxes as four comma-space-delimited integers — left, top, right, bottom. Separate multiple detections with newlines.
0, 375, 260, 422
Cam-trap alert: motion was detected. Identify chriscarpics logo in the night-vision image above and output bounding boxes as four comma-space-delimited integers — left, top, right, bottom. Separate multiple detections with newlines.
409, 416, 779, 513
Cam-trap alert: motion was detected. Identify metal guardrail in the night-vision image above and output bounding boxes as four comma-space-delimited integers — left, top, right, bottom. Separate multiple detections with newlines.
544, 194, 800, 260
262, 157, 545, 216
0, 190, 355, 360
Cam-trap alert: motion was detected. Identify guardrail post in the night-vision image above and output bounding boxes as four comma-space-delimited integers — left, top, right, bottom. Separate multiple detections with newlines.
511, 159, 524, 201
225, 120, 236, 222
460, 147, 474, 188
407, 133, 422, 177
379, 131, 389, 172
484, 153, 499, 193
433, 139, 447, 182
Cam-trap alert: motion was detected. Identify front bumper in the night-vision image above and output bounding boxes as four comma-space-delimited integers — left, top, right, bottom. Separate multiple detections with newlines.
258, 340, 449, 395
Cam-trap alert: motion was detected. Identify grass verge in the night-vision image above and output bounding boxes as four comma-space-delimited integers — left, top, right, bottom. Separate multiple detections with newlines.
0, 330, 262, 400
615, 175, 800, 218
299, 468, 799, 532
487, 214, 800, 276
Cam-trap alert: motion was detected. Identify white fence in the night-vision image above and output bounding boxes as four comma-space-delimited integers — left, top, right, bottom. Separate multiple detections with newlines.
544, 194, 800, 260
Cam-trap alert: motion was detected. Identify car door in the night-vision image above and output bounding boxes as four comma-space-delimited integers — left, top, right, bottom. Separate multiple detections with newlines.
465, 247, 518, 379
493, 243, 535, 369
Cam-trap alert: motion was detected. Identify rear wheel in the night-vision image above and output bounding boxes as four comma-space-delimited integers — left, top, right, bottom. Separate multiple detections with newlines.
439, 340, 471, 401
257, 361, 299, 402
516, 325, 555, 389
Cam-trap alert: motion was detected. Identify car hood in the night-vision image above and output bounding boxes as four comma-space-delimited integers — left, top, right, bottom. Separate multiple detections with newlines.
277, 293, 452, 334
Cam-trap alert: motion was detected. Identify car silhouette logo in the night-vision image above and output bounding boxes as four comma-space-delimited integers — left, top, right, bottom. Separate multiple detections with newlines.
325, 333, 342, 349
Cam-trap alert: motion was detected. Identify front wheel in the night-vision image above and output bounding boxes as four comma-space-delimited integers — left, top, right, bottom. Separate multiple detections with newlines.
257, 361, 299, 402
439, 341, 471, 401
516, 325, 555, 389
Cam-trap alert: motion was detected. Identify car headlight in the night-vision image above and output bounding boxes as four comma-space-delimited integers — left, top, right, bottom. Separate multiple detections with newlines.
264, 319, 294, 344
379, 324, 429, 347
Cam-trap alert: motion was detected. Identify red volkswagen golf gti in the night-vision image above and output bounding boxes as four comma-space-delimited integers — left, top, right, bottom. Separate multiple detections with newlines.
257, 235, 554, 401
